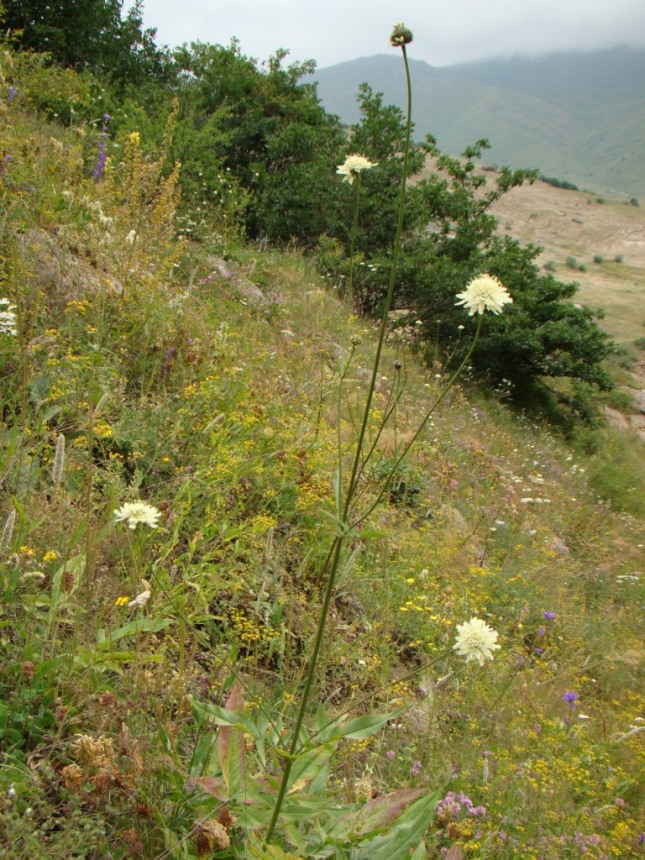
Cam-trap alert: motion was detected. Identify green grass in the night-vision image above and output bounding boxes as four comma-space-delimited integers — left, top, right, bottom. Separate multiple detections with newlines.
0, 51, 644, 859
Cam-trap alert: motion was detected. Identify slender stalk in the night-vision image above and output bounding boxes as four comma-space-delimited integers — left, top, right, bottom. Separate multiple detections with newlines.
352, 315, 483, 528
264, 42, 415, 847
346, 175, 362, 303
264, 535, 343, 841
342, 44, 413, 520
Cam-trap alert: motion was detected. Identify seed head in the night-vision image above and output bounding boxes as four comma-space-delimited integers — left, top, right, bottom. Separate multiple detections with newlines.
391, 22, 413, 47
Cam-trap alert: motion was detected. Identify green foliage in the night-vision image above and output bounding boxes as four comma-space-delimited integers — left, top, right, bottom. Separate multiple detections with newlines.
2, 0, 169, 88
566, 255, 586, 271
328, 120, 614, 419
540, 175, 579, 191
171, 41, 345, 243
1, 35, 643, 860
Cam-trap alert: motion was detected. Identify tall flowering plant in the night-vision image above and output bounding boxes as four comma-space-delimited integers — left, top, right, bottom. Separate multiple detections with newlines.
262, 23, 512, 850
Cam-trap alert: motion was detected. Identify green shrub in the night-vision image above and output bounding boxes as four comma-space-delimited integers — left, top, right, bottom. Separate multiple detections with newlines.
539, 175, 578, 191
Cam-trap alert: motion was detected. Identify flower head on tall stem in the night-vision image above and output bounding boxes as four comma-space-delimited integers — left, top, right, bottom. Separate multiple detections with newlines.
113, 501, 161, 530
455, 274, 512, 316
336, 154, 377, 184
390, 22, 413, 47
454, 617, 500, 666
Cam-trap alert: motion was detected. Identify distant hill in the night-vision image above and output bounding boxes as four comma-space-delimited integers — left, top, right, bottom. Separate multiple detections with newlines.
310, 47, 645, 198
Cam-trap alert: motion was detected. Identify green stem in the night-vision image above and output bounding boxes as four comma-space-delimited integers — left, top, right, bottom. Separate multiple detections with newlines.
347, 176, 361, 303
353, 314, 483, 528
264, 535, 343, 842
342, 45, 413, 520
264, 43, 414, 847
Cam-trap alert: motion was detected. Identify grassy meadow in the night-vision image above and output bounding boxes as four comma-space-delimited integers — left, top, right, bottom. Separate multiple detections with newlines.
0, 46, 644, 860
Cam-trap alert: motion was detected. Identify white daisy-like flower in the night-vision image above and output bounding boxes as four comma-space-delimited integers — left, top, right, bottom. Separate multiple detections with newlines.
336, 154, 377, 183
453, 617, 500, 666
0, 298, 18, 336
113, 501, 161, 530
128, 589, 151, 608
455, 274, 513, 316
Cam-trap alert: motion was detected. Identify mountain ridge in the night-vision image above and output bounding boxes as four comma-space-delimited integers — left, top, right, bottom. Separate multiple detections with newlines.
310, 46, 645, 198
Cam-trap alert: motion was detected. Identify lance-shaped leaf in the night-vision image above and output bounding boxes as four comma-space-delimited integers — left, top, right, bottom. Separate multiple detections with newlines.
350, 791, 439, 860
218, 681, 247, 799
315, 710, 400, 744
328, 788, 426, 842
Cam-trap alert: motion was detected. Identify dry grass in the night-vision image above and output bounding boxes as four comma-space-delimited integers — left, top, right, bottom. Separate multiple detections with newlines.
489, 179, 645, 345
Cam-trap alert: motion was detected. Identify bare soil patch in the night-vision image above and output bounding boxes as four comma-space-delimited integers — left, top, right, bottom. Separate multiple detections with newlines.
489, 179, 645, 345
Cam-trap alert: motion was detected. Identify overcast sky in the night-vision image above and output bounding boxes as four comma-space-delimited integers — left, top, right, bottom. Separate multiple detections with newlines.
127, 0, 645, 68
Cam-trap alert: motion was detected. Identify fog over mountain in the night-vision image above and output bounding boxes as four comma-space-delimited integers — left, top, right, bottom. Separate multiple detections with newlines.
311, 46, 645, 197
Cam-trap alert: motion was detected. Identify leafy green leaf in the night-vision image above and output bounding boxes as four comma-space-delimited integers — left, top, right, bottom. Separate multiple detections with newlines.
96, 617, 174, 646
350, 791, 439, 860
219, 681, 247, 798
328, 788, 425, 841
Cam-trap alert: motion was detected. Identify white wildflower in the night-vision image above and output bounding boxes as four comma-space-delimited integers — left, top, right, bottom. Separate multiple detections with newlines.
113, 501, 161, 530
336, 154, 377, 183
455, 274, 512, 316
453, 617, 500, 666
125, 229, 137, 246
52, 433, 66, 486
0, 298, 18, 336
128, 589, 151, 608
1, 508, 16, 553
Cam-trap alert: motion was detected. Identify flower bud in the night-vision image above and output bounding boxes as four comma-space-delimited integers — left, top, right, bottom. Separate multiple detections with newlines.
391, 22, 413, 47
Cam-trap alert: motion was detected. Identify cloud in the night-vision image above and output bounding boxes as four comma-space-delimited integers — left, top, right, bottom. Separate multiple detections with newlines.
131, 0, 645, 67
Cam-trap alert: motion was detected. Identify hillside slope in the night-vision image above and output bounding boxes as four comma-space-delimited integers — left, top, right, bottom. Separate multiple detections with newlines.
1, 51, 644, 859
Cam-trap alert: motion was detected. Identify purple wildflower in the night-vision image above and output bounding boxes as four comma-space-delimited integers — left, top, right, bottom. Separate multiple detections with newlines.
93, 114, 111, 180
7, 86, 17, 105
385, 750, 395, 761
538, 626, 545, 637
562, 691, 579, 704
410, 759, 422, 776
543, 611, 556, 620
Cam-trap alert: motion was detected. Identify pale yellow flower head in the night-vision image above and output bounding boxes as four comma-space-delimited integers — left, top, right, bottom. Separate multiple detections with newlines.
113, 501, 161, 530
453, 617, 500, 666
455, 274, 513, 316
128, 589, 151, 608
336, 154, 377, 183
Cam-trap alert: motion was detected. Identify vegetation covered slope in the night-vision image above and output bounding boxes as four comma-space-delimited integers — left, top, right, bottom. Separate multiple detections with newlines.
0, 36, 644, 860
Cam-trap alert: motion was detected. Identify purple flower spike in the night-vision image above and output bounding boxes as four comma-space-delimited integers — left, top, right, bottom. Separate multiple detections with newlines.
7, 86, 17, 105
410, 760, 422, 776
